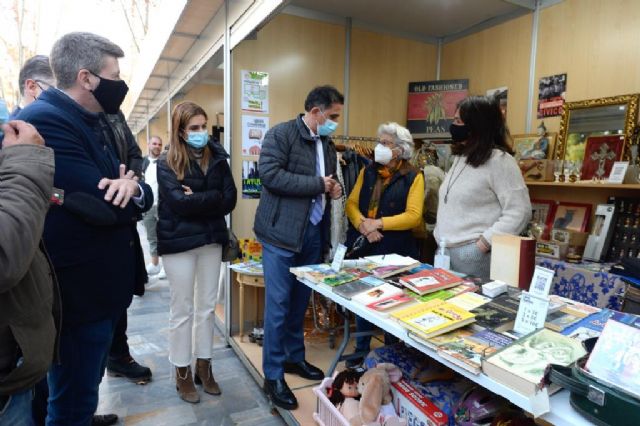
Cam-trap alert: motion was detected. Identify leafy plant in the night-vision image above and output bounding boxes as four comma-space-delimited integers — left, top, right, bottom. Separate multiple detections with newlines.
424, 93, 445, 124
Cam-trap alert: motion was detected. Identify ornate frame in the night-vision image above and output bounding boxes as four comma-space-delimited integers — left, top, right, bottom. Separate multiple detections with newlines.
556, 94, 640, 161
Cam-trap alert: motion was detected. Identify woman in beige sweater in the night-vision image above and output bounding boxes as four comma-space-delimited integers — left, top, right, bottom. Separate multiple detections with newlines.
434, 96, 531, 280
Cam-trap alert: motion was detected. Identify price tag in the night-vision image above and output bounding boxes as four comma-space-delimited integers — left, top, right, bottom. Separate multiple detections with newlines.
514, 291, 549, 335
331, 244, 347, 272
528, 266, 554, 298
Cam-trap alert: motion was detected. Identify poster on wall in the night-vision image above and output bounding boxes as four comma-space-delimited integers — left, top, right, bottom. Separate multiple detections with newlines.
242, 115, 269, 155
241, 70, 269, 113
537, 73, 567, 118
242, 160, 261, 199
487, 86, 508, 119
406, 79, 468, 138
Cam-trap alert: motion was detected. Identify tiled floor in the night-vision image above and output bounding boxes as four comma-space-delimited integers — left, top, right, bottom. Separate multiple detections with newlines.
96, 225, 285, 426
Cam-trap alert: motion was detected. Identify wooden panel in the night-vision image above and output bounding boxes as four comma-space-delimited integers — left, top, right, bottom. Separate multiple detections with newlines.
440, 13, 533, 134
181, 83, 224, 124
231, 13, 346, 238
533, 0, 640, 133
348, 28, 437, 137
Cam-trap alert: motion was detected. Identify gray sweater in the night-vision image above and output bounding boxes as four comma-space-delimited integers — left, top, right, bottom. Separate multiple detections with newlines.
434, 149, 531, 248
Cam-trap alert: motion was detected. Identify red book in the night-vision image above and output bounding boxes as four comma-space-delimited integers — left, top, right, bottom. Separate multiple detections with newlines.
490, 235, 536, 290
399, 268, 463, 295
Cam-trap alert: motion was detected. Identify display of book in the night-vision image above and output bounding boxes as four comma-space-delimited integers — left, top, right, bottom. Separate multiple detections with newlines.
422, 327, 475, 350
544, 309, 586, 332
332, 278, 380, 300
437, 329, 514, 374
447, 292, 492, 311
392, 300, 475, 339
561, 309, 612, 341
585, 318, 640, 400
366, 294, 415, 315
399, 268, 463, 295
482, 328, 587, 396
362, 254, 421, 278
229, 261, 263, 276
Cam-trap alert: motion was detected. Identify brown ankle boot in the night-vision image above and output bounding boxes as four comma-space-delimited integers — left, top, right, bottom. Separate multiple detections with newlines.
194, 358, 221, 395
175, 366, 200, 403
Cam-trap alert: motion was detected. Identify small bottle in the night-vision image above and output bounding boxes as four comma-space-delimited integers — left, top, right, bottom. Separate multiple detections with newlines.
434, 239, 451, 270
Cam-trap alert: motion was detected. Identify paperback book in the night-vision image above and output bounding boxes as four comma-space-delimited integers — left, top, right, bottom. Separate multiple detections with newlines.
437, 329, 514, 374
482, 328, 587, 396
332, 279, 380, 300
562, 309, 612, 341
470, 293, 520, 332
362, 254, 421, 278
352, 283, 404, 306
544, 309, 586, 332
585, 318, 640, 399
399, 268, 463, 295
447, 292, 492, 311
392, 300, 475, 339
366, 294, 415, 315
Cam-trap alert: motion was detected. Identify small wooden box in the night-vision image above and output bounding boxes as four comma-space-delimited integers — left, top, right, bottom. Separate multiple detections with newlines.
518, 159, 554, 182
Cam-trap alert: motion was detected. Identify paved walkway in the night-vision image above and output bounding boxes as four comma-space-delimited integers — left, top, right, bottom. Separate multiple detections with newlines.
96, 225, 285, 426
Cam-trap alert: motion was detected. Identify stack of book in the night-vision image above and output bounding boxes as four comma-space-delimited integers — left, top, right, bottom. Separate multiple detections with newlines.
392, 299, 475, 340
398, 268, 464, 295
470, 292, 521, 333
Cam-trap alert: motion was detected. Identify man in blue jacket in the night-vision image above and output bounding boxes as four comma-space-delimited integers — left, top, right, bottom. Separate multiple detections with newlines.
18, 32, 152, 426
254, 85, 343, 410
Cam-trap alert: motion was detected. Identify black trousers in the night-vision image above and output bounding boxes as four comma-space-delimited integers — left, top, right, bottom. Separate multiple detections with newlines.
109, 309, 130, 360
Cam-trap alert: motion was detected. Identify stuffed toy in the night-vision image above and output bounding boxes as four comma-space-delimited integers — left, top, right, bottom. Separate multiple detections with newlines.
348, 363, 406, 426
329, 369, 363, 420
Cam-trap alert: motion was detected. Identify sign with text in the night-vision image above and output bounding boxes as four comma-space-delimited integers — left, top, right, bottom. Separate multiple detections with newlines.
407, 79, 468, 138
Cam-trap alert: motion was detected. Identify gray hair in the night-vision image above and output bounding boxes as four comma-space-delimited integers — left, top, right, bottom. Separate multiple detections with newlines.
377, 122, 414, 160
18, 55, 55, 95
50, 32, 124, 90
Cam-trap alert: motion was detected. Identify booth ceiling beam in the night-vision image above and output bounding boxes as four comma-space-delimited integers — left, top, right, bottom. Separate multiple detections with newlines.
502, 0, 536, 10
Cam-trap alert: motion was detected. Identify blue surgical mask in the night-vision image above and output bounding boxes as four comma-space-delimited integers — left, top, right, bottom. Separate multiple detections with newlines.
186, 131, 209, 148
317, 111, 338, 136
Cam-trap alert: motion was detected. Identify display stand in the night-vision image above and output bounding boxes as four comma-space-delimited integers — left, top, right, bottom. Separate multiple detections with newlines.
297, 277, 593, 425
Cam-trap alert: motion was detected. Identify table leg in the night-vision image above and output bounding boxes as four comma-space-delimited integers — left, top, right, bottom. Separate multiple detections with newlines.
327, 312, 350, 376
239, 281, 245, 342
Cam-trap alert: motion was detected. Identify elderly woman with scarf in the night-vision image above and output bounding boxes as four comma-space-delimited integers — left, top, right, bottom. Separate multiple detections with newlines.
344, 122, 424, 365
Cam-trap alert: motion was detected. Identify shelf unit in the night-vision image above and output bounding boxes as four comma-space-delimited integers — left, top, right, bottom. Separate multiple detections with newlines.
300, 278, 591, 426
527, 182, 640, 190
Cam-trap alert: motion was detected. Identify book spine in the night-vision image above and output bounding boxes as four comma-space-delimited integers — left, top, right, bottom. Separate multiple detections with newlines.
518, 240, 536, 290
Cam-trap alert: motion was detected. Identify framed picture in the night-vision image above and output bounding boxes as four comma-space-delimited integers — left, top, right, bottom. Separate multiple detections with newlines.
551, 202, 592, 232
531, 199, 556, 228
512, 133, 557, 160
580, 135, 624, 180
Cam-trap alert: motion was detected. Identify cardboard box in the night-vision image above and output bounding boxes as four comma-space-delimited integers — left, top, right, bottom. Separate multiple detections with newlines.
536, 240, 568, 259
518, 159, 554, 182
391, 379, 448, 426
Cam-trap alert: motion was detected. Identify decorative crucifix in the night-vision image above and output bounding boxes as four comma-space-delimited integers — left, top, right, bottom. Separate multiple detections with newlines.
591, 143, 617, 178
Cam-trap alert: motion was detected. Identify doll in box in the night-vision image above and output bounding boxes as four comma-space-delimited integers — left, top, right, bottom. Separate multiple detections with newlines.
329, 369, 364, 420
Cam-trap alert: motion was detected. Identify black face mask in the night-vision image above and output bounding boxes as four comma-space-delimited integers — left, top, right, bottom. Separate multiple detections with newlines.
90, 71, 129, 114
449, 123, 470, 143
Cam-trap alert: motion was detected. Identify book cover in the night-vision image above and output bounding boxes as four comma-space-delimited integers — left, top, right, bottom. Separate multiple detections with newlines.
424, 327, 475, 350
448, 292, 492, 311
470, 294, 520, 332
332, 279, 379, 300
490, 235, 536, 290
549, 295, 601, 317
362, 255, 421, 278
585, 318, 640, 399
321, 271, 360, 287
292, 263, 333, 280
437, 329, 514, 374
392, 300, 475, 339
544, 309, 584, 332
483, 328, 586, 395
352, 283, 404, 306
366, 294, 415, 313
400, 268, 463, 295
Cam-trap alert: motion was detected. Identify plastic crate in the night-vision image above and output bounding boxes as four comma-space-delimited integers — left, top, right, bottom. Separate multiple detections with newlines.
313, 377, 350, 426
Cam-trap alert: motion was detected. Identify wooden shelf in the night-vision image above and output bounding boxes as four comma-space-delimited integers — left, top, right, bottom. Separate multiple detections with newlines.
526, 181, 640, 190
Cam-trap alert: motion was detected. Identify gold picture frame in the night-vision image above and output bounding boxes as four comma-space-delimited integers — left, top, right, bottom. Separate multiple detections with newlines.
556, 94, 640, 162
512, 133, 557, 160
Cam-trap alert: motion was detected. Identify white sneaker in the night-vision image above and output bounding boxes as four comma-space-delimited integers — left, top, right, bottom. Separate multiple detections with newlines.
146, 263, 162, 276
158, 267, 167, 279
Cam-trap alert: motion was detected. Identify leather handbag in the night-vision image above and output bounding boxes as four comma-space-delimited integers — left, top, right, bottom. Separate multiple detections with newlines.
547, 357, 640, 426
222, 228, 240, 262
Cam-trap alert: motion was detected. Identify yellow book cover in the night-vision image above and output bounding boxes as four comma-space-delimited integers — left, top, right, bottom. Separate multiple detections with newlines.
392, 300, 475, 338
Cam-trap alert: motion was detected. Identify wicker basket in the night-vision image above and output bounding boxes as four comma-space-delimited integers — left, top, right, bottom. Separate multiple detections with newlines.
313, 377, 350, 426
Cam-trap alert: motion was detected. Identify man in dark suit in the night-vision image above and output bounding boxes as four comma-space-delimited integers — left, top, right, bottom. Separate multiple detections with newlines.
19, 32, 152, 426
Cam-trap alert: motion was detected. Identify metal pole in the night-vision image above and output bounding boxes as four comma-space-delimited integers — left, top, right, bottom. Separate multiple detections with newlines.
223, 0, 232, 346
343, 17, 352, 135
145, 122, 150, 154
525, 0, 541, 133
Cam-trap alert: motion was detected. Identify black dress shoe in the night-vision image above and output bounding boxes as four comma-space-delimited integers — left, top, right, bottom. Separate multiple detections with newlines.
283, 360, 324, 380
264, 378, 298, 410
107, 355, 152, 384
92, 414, 118, 426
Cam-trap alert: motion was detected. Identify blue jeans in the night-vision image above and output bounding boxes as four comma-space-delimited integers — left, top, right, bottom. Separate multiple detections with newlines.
46, 316, 118, 426
0, 388, 34, 426
261, 222, 322, 380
